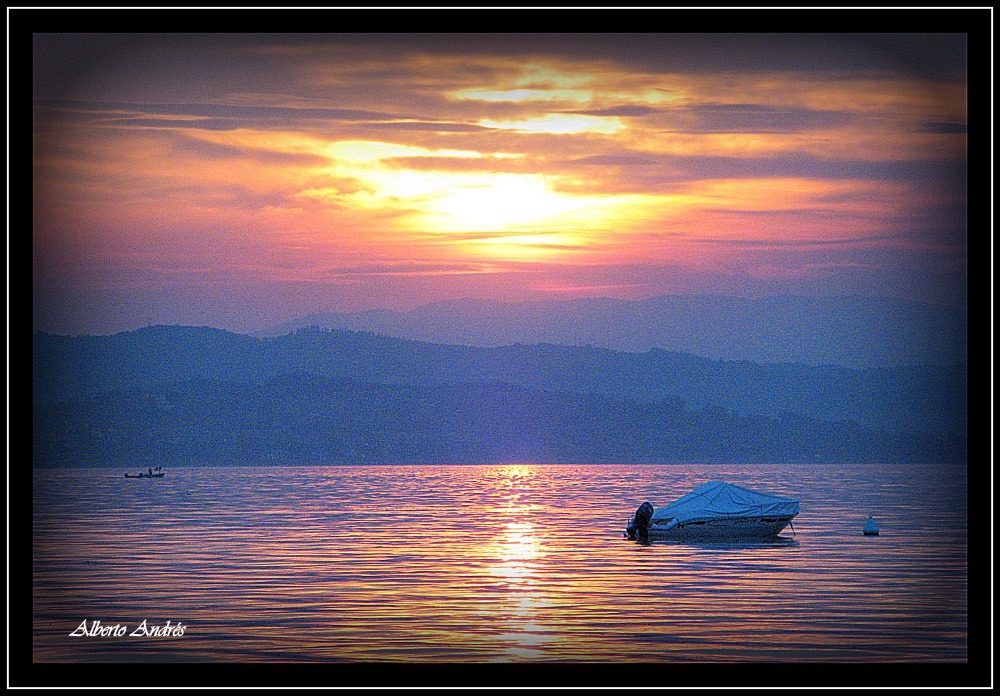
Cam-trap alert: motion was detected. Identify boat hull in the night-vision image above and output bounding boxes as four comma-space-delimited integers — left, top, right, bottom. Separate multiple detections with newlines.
647, 514, 796, 540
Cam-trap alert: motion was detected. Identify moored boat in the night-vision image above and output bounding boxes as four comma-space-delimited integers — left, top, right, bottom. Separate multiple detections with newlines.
626, 481, 799, 542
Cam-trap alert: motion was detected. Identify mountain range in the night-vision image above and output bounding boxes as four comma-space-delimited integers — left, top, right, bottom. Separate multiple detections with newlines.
255, 295, 968, 369
33, 322, 967, 467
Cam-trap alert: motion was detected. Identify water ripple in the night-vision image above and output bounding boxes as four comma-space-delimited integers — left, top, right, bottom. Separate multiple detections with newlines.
33, 462, 966, 662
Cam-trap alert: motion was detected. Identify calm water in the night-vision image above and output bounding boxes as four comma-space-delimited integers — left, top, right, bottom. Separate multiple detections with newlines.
33, 463, 967, 663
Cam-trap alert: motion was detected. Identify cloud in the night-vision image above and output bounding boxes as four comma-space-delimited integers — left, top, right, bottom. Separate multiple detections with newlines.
100, 117, 243, 131
378, 156, 527, 174
167, 137, 330, 166
921, 121, 968, 134
560, 151, 966, 193
39, 99, 404, 122
363, 121, 488, 132
667, 153, 967, 185
693, 232, 908, 247
570, 154, 660, 166
41, 97, 503, 138
275, 32, 967, 78
664, 102, 855, 134
32, 32, 969, 334
329, 262, 498, 277
567, 105, 660, 117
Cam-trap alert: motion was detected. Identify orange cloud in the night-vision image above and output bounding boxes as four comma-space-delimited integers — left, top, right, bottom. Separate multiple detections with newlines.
33, 35, 966, 327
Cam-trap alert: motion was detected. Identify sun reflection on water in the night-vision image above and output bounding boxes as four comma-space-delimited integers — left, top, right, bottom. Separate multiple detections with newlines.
480, 466, 557, 661
32, 463, 967, 662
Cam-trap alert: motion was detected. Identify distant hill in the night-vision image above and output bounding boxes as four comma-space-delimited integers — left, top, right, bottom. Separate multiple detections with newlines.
33, 373, 965, 467
33, 325, 968, 447
255, 295, 967, 369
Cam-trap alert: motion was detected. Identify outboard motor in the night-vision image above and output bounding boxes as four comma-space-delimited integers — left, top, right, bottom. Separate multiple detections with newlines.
625, 501, 655, 543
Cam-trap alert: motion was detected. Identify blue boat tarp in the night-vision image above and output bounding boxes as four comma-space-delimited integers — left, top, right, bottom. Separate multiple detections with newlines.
650, 481, 799, 525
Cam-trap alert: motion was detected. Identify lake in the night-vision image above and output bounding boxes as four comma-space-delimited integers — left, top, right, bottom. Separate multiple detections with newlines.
32, 462, 967, 665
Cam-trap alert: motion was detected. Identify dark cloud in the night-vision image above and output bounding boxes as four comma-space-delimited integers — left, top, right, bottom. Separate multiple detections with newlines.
101, 117, 242, 131
224, 189, 295, 211
33, 31, 970, 96
571, 154, 660, 166
568, 105, 660, 117
287, 32, 968, 78
330, 262, 493, 276
660, 154, 967, 188
363, 121, 488, 132
168, 138, 330, 166
557, 152, 967, 201
694, 232, 908, 247
39, 99, 405, 123
922, 121, 968, 134
666, 102, 854, 134
41, 98, 497, 135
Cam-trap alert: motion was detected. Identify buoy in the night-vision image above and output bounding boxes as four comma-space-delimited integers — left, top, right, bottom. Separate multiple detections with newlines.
863, 515, 880, 536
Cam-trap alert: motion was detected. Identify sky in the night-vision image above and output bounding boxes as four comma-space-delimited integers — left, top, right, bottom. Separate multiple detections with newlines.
31, 32, 968, 335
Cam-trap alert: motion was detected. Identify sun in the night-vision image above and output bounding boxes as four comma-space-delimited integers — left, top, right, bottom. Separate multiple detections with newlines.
424, 174, 591, 232
292, 139, 650, 262
303, 141, 596, 233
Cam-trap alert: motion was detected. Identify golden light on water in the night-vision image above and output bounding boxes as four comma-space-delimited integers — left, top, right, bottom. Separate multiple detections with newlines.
32, 464, 968, 662
478, 465, 558, 661
493, 522, 542, 569
488, 521, 551, 661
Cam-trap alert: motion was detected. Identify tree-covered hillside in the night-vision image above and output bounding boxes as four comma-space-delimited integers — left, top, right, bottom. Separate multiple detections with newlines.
33, 325, 968, 438
33, 373, 965, 467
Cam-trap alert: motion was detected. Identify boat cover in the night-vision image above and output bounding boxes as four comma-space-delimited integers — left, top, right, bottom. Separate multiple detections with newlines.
650, 482, 799, 524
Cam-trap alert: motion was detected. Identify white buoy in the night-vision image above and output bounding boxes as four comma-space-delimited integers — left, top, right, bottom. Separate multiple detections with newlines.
863, 515, 880, 536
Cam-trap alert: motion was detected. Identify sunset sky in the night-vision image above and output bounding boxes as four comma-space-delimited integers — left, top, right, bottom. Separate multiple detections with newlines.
32, 32, 968, 335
